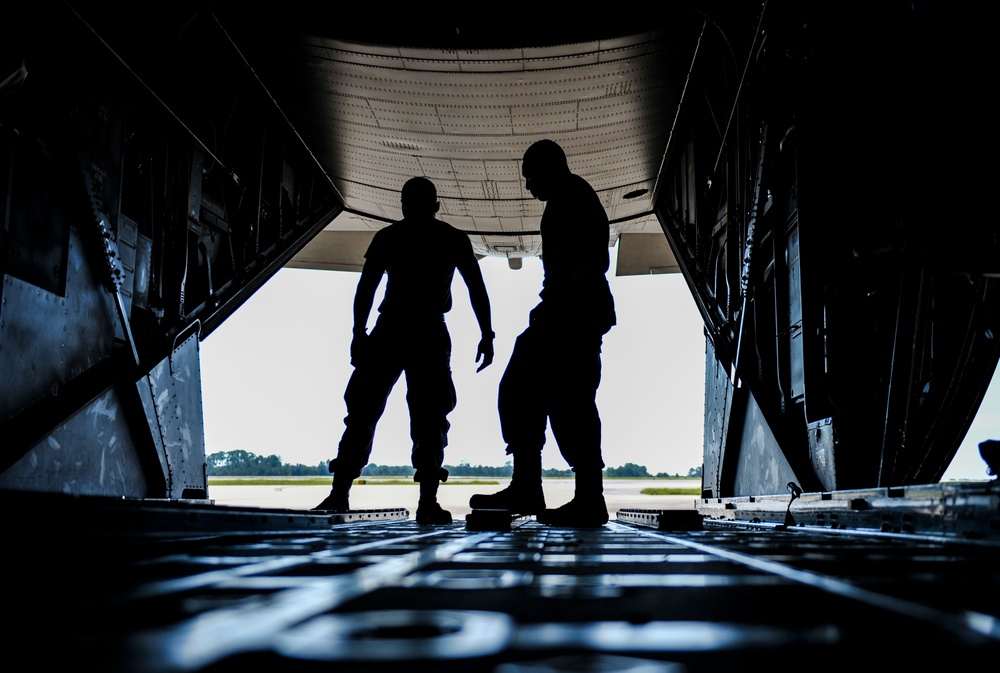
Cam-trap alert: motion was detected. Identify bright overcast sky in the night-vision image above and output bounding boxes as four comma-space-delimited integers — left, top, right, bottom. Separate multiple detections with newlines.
201, 248, 999, 481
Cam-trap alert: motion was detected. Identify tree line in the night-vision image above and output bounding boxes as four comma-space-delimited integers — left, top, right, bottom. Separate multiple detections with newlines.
206, 450, 702, 479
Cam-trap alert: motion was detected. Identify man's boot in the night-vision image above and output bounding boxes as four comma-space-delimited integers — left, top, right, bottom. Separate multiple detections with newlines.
312, 459, 358, 512
537, 467, 608, 527
415, 468, 452, 524
469, 450, 545, 514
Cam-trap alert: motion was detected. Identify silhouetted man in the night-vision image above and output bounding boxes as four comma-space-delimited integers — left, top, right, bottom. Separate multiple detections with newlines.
314, 177, 494, 524
471, 139, 616, 527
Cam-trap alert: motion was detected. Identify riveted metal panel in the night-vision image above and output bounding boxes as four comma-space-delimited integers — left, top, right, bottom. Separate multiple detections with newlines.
0, 387, 149, 497
1, 225, 115, 424
144, 332, 208, 498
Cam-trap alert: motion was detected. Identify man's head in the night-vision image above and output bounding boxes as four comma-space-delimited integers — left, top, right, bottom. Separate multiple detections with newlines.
401, 177, 440, 218
521, 139, 570, 202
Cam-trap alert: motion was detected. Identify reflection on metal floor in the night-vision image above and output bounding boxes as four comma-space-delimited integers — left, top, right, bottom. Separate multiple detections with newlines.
7, 488, 1000, 672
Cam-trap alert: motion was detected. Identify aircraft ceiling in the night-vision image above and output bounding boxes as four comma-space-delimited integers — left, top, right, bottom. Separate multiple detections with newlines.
69, 2, 758, 274
213, 5, 743, 273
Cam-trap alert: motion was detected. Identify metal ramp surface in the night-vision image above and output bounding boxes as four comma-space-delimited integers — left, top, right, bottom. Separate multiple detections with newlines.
6, 489, 1000, 672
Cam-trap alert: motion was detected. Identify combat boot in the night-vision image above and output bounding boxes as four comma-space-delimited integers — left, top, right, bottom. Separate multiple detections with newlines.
415, 468, 453, 525
469, 451, 545, 514
537, 468, 608, 527
312, 459, 358, 512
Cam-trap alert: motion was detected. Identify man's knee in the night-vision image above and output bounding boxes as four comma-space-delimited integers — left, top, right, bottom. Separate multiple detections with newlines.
413, 467, 449, 483
327, 457, 364, 479
567, 453, 605, 473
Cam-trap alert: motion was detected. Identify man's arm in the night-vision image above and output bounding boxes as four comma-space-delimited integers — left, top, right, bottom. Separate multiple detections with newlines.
457, 256, 495, 372
349, 260, 384, 366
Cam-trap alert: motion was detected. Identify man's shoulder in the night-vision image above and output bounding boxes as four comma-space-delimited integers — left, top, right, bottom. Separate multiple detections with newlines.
372, 220, 403, 238
373, 218, 429, 241
390, 216, 462, 232
549, 173, 606, 218
366, 220, 410, 258
376, 217, 472, 253
547, 172, 598, 201
428, 217, 462, 232
567, 172, 598, 194
430, 218, 474, 244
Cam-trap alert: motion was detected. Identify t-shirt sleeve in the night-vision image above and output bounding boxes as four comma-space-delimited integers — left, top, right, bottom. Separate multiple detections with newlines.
365, 228, 389, 265
456, 228, 476, 262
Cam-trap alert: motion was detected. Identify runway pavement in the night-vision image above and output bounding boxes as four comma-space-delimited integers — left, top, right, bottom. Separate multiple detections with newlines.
207, 478, 702, 520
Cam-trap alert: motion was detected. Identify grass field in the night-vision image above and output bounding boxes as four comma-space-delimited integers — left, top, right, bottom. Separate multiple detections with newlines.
640, 487, 702, 496
206, 477, 502, 486
207, 476, 701, 495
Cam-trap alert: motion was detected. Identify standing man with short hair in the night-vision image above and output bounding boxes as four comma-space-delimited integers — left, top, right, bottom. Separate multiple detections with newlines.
471, 139, 616, 527
314, 176, 495, 524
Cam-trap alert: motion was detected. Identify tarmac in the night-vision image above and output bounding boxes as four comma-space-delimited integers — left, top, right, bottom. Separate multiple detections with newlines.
207, 478, 702, 520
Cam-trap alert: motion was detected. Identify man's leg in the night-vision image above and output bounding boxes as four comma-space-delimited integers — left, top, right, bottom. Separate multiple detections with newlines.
469, 326, 547, 514
537, 333, 608, 526
314, 332, 401, 511
407, 324, 455, 524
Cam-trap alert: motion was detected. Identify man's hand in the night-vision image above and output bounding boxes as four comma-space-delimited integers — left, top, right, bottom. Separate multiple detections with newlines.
350, 331, 369, 367
476, 332, 495, 372
528, 302, 546, 326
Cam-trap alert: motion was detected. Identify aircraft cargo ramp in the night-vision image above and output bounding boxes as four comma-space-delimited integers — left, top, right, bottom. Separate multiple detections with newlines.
7, 482, 999, 673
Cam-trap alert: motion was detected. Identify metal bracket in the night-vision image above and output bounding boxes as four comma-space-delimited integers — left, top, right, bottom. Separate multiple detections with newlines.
79, 151, 139, 366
